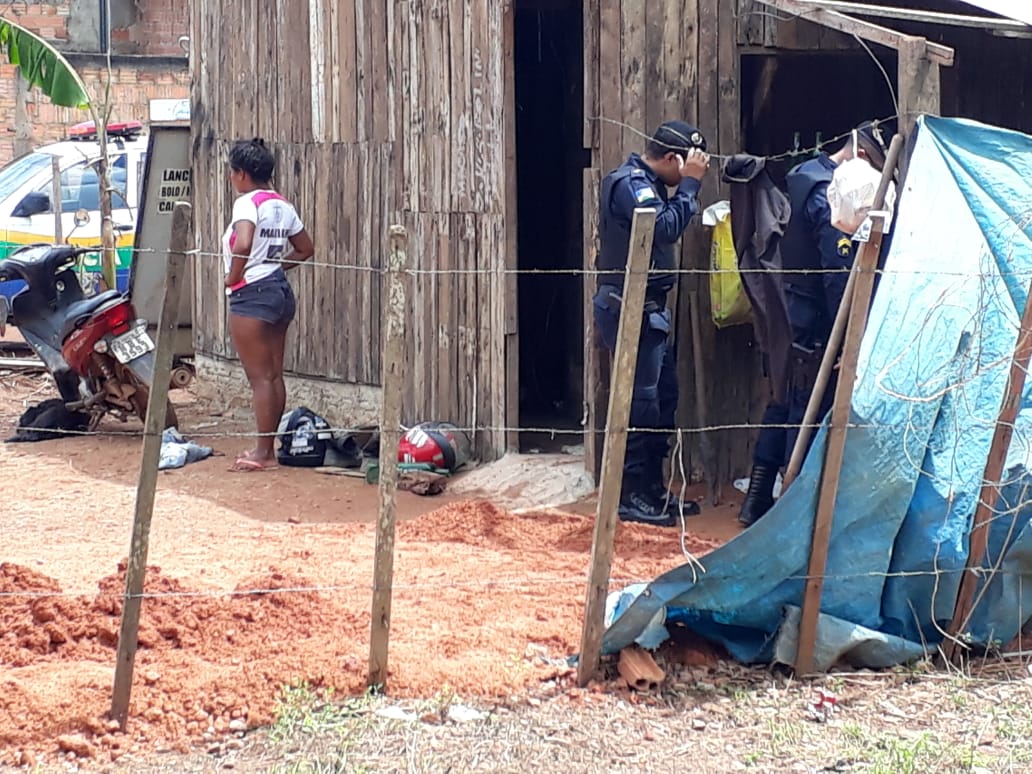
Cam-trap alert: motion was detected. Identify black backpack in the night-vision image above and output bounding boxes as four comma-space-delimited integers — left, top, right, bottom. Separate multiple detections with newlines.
276, 407, 333, 467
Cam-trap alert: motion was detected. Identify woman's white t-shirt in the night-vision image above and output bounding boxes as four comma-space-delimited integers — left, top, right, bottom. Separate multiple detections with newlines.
222, 190, 305, 285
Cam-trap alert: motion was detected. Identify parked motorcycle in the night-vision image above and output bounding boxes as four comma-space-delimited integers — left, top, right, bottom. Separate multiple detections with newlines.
0, 241, 177, 431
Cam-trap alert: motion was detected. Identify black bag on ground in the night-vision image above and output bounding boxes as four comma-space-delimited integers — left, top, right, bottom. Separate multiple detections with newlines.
276, 407, 333, 467
6, 398, 89, 443
323, 434, 363, 469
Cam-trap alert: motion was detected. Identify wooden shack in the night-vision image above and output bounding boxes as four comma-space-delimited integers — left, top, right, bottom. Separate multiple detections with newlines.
191, 0, 1032, 482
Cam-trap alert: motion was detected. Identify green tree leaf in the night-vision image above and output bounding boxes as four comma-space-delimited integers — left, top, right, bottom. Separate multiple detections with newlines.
0, 18, 91, 109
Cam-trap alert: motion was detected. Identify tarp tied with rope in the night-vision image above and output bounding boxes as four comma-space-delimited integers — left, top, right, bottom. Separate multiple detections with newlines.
603, 117, 1032, 669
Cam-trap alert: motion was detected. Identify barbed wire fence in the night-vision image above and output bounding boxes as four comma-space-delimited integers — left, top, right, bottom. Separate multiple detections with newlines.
0, 140, 1031, 729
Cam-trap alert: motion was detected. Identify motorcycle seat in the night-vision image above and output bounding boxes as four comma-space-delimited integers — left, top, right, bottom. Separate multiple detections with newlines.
1, 246, 77, 295
61, 290, 124, 340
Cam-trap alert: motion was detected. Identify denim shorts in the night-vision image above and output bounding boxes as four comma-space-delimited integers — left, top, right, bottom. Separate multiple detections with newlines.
228, 270, 297, 326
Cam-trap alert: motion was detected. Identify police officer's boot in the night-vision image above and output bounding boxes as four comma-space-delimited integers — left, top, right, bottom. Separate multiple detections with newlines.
619, 477, 676, 528
737, 465, 778, 528
648, 469, 701, 518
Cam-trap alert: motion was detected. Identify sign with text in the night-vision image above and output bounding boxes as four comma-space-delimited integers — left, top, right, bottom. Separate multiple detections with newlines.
131, 124, 193, 357
157, 168, 191, 214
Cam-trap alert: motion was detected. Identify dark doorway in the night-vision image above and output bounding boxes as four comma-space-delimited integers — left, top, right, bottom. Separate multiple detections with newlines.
741, 50, 899, 183
514, 0, 586, 452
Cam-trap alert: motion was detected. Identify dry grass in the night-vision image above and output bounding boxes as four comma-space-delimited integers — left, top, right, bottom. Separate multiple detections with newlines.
97, 656, 1032, 774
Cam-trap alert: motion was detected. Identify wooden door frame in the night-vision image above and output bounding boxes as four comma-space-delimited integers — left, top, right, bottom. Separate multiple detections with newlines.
503, 1, 520, 455
582, 0, 603, 482
507, 0, 600, 463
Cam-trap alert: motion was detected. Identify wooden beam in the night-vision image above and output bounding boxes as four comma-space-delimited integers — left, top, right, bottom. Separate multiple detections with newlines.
754, 0, 955, 66
898, 34, 942, 176
689, 290, 719, 505
51, 156, 63, 245
943, 276, 1032, 663
782, 270, 856, 490
582, 0, 600, 151
367, 225, 409, 690
598, 0, 622, 171
794, 0, 1030, 31
584, 168, 603, 482
13, 70, 33, 159
795, 135, 904, 676
578, 207, 657, 686
959, 0, 1032, 27
503, 0, 519, 454
110, 201, 190, 729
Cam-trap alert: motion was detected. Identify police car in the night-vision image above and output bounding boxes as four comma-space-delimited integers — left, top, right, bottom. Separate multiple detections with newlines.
0, 120, 148, 299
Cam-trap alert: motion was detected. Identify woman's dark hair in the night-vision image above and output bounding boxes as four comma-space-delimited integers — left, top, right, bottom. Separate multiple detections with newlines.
229, 137, 275, 184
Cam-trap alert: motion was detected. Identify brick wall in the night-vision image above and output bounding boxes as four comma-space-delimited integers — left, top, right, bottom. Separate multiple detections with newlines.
3, 1, 70, 44
127, 0, 191, 56
0, 0, 190, 164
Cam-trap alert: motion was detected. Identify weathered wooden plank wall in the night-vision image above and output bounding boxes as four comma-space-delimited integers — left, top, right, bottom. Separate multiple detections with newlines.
192, 0, 512, 458
736, 0, 854, 49
584, 0, 769, 484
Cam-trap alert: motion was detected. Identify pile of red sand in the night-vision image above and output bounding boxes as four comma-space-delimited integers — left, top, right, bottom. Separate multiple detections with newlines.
0, 500, 721, 764
1, 562, 364, 763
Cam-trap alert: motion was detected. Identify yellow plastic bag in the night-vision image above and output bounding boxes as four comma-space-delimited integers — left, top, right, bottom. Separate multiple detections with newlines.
703, 201, 752, 328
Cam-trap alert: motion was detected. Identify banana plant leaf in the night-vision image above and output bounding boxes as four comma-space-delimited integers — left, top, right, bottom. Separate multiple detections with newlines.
0, 18, 90, 109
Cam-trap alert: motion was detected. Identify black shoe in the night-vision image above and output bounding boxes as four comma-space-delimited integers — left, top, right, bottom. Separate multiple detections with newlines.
619, 490, 677, 527
652, 485, 701, 517
738, 464, 778, 528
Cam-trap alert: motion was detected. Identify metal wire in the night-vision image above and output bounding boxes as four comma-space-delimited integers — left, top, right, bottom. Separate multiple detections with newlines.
0, 420, 966, 440
85, 245, 1032, 279
0, 564, 1027, 602
589, 114, 899, 163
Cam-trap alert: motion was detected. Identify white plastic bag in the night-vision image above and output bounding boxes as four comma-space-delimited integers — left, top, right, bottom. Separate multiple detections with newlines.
827, 131, 896, 237
733, 473, 783, 500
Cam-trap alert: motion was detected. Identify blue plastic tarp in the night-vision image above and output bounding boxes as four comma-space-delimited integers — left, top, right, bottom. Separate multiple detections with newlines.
602, 117, 1032, 669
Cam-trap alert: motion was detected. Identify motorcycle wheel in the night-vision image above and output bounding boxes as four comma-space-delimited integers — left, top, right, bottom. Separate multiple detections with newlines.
126, 373, 179, 430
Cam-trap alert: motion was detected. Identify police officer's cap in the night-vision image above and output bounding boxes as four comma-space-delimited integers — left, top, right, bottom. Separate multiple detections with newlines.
855, 119, 892, 155
651, 120, 707, 155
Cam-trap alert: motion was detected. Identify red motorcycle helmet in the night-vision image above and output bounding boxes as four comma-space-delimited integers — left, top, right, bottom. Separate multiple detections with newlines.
398, 422, 471, 471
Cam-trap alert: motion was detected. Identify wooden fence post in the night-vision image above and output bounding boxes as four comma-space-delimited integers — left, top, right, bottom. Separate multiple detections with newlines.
689, 289, 719, 505
368, 225, 409, 690
943, 275, 1032, 663
782, 269, 856, 491
897, 36, 941, 180
795, 135, 903, 676
110, 201, 190, 728
51, 155, 63, 245
578, 207, 656, 686
13, 69, 32, 159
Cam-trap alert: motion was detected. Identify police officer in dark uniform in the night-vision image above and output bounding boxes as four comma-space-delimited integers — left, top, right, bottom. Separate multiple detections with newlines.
594, 120, 710, 526
738, 121, 889, 528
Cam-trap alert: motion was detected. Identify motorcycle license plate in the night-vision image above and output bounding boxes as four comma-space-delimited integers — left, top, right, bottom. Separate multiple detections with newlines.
110, 327, 155, 364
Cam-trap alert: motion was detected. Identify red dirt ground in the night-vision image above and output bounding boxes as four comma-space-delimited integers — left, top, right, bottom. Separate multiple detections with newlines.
0, 375, 741, 765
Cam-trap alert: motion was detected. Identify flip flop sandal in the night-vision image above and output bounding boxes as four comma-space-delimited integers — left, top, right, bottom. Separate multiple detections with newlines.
230, 457, 278, 472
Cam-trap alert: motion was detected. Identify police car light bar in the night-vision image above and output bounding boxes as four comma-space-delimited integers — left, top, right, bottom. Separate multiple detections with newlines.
68, 120, 144, 141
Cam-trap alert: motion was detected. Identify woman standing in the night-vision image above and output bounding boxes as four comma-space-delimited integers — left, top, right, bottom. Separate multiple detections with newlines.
223, 138, 315, 471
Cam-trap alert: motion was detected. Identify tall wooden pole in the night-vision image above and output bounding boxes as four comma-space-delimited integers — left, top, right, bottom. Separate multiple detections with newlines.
795, 136, 903, 676
784, 135, 905, 490
110, 202, 190, 728
943, 277, 1032, 663
368, 225, 409, 689
578, 208, 656, 685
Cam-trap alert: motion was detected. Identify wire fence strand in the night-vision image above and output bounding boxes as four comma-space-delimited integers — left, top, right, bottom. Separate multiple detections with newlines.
1, 153, 1031, 664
